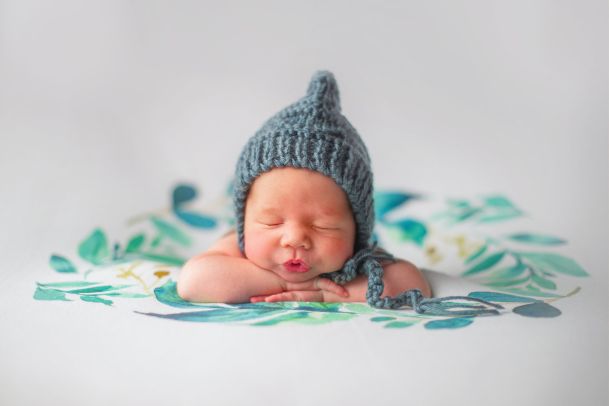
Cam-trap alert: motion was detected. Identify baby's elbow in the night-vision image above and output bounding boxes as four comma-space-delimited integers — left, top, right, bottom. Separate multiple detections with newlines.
383, 260, 431, 298
176, 257, 208, 302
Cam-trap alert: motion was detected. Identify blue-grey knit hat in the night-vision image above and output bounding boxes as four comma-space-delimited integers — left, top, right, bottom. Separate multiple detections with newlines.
234, 70, 373, 253
232, 71, 505, 315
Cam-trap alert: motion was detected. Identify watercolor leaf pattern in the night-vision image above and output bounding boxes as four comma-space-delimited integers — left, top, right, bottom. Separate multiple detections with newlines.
34, 183, 588, 328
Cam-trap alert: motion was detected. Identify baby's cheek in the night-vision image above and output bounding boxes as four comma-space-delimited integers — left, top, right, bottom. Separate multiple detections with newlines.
244, 230, 274, 265
322, 237, 354, 267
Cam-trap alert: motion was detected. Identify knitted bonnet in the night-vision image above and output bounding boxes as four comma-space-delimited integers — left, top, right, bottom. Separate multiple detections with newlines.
233, 71, 504, 315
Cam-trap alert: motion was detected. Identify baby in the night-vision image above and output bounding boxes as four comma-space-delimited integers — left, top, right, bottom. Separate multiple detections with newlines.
177, 70, 432, 309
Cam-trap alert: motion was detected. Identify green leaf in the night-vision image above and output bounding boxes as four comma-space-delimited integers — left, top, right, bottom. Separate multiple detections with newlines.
501, 287, 562, 298
388, 219, 427, 246
506, 233, 566, 245
251, 311, 310, 326
488, 262, 527, 280
465, 245, 487, 264
80, 295, 113, 306
374, 191, 418, 221
342, 303, 375, 314
49, 254, 77, 273
483, 195, 516, 208
67, 284, 132, 294
37, 281, 100, 289
172, 184, 197, 209
483, 275, 530, 288
424, 317, 474, 330
33, 287, 70, 301
513, 302, 561, 318
150, 216, 192, 247
137, 308, 284, 323
125, 234, 145, 253
462, 251, 505, 276
530, 273, 557, 290
518, 252, 588, 277
370, 316, 396, 322
468, 291, 537, 303
384, 321, 416, 329
174, 210, 217, 229
104, 292, 150, 298
477, 210, 522, 223
78, 228, 110, 265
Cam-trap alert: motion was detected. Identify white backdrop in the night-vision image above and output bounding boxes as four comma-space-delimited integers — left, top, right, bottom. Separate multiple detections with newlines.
1, 1, 607, 405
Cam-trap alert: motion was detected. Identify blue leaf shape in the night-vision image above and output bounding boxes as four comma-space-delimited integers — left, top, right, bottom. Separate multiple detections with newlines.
136, 308, 284, 323
174, 210, 217, 229
172, 184, 197, 209
463, 251, 505, 276
78, 228, 110, 265
389, 219, 428, 246
518, 252, 588, 277
468, 291, 538, 303
49, 254, 77, 273
512, 302, 561, 318
424, 317, 474, 329
507, 233, 566, 245
374, 191, 419, 221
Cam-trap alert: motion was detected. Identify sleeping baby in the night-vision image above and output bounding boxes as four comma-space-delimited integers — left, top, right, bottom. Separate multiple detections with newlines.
177, 71, 501, 315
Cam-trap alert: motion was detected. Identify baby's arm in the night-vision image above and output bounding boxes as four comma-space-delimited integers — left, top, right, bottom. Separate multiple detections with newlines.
177, 232, 347, 303
260, 259, 431, 303
177, 232, 285, 303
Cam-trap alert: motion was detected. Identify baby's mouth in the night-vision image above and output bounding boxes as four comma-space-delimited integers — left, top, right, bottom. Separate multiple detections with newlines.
283, 259, 310, 273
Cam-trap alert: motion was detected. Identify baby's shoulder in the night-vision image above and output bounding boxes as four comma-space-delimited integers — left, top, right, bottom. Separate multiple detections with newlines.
196, 230, 244, 259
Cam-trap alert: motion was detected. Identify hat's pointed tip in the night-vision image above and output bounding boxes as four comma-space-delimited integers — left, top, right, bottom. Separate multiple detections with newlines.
306, 70, 341, 110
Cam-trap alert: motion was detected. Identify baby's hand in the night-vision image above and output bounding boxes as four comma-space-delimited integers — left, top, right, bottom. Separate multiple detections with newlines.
250, 277, 349, 303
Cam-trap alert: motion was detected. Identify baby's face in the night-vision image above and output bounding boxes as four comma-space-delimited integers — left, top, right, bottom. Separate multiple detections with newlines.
243, 167, 356, 283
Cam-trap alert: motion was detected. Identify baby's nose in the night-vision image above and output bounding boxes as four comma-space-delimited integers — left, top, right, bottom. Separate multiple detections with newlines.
280, 224, 311, 250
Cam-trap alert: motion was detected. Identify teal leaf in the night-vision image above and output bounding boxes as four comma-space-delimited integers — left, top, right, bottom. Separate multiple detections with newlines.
49, 254, 77, 273
483, 195, 516, 208
374, 191, 419, 221
462, 251, 505, 276
465, 245, 487, 264
488, 262, 527, 280
172, 184, 197, 209
80, 296, 113, 306
33, 287, 70, 301
501, 287, 562, 298
37, 281, 100, 289
513, 302, 561, 318
530, 273, 557, 290
388, 219, 428, 246
384, 321, 415, 329
370, 316, 396, 322
477, 210, 522, 223
456, 207, 482, 222
150, 216, 192, 247
342, 303, 374, 314
81, 295, 113, 306
518, 252, 588, 277
174, 210, 217, 229
468, 291, 538, 303
483, 275, 530, 288
136, 308, 283, 323
125, 234, 145, 253
154, 280, 224, 309
506, 233, 566, 245
251, 311, 311, 326
104, 292, 150, 298
78, 228, 110, 265
67, 284, 132, 294
424, 317, 474, 329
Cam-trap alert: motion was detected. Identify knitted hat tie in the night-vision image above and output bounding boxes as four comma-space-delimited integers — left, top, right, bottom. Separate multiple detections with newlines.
325, 243, 504, 316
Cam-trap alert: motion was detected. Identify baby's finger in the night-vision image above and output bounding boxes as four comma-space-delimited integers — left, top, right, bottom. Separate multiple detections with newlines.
316, 278, 349, 297
250, 295, 268, 303
264, 292, 297, 302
